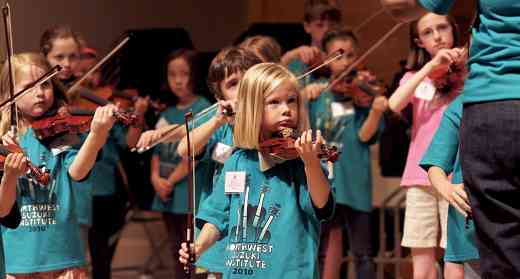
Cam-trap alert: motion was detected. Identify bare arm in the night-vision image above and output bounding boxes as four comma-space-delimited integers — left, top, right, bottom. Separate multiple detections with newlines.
428, 166, 471, 217
358, 96, 387, 142
177, 117, 223, 157
0, 153, 25, 217
179, 222, 221, 264
296, 130, 331, 208
380, 0, 428, 23
69, 105, 116, 181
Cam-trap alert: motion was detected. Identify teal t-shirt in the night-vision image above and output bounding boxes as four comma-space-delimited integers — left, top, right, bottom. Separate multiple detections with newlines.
151, 97, 214, 214
1, 129, 85, 273
419, 0, 520, 103
196, 122, 234, 273
308, 91, 383, 212
419, 95, 479, 262
91, 124, 127, 197
197, 149, 333, 279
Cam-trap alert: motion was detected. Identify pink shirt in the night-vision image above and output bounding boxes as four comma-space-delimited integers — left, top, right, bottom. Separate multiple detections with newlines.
399, 72, 457, 186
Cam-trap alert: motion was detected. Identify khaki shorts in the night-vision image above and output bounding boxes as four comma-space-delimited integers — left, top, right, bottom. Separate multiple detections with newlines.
7, 267, 87, 279
402, 186, 448, 248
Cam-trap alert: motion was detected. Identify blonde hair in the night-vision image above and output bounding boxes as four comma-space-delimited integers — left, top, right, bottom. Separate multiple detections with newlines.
0, 53, 65, 137
233, 63, 308, 149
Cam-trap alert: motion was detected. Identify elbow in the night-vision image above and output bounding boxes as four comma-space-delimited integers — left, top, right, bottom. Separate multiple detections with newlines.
177, 142, 187, 157
0, 205, 10, 218
68, 169, 87, 182
387, 99, 401, 113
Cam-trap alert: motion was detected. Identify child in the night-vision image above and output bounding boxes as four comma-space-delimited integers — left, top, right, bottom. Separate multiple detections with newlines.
175, 47, 262, 273
0, 156, 23, 279
179, 62, 334, 279
0, 52, 116, 278
307, 29, 387, 279
75, 46, 148, 279
149, 48, 212, 278
239, 36, 282, 63
387, 13, 465, 279
284, 3, 341, 78
40, 26, 81, 87
420, 95, 480, 279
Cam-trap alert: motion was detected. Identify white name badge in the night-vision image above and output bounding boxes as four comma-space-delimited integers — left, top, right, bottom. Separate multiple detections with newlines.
225, 171, 246, 194
415, 81, 436, 101
331, 102, 354, 118
211, 142, 234, 164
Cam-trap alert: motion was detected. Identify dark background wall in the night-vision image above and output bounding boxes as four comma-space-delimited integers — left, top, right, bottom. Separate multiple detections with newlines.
2, 0, 247, 54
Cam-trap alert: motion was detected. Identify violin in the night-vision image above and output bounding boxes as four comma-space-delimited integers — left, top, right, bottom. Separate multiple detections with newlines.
259, 128, 340, 163
31, 106, 138, 140
0, 144, 50, 186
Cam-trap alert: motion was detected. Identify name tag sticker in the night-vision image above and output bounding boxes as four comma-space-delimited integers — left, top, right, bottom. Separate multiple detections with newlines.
225, 171, 246, 194
415, 82, 436, 101
211, 142, 233, 164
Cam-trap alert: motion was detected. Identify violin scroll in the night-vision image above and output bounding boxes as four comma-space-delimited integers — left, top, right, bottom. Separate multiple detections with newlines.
0, 144, 50, 186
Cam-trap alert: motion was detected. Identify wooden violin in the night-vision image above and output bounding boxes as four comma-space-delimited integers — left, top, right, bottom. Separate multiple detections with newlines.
31, 106, 139, 140
259, 128, 340, 163
0, 144, 50, 186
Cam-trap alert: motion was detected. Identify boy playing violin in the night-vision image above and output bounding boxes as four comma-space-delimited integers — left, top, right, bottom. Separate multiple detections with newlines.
307, 29, 387, 279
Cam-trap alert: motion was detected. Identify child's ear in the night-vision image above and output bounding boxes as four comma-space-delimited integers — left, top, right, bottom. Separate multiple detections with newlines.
303, 22, 312, 34
414, 38, 424, 49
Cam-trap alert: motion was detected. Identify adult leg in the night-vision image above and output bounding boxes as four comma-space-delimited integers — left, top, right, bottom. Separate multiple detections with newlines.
460, 101, 520, 278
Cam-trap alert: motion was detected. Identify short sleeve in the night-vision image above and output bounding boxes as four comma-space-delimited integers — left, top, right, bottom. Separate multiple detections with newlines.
196, 159, 231, 236
419, 98, 462, 173
0, 202, 21, 229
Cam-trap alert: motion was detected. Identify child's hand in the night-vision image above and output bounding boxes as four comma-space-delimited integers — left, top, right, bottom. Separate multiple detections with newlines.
136, 129, 163, 150
215, 100, 236, 125
295, 129, 322, 165
179, 242, 200, 265
283, 46, 322, 65
90, 104, 117, 137
302, 83, 328, 101
371, 95, 388, 113
151, 174, 172, 202
3, 153, 27, 180
441, 183, 472, 217
428, 48, 463, 79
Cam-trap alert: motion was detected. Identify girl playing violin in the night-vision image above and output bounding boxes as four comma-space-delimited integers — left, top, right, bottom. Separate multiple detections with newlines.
387, 13, 465, 279
0, 152, 23, 279
0, 52, 116, 278
307, 29, 387, 279
179, 62, 334, 279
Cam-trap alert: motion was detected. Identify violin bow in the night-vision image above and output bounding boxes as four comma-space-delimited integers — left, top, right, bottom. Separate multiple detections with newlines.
324, 21, 404, 92
67, 36, 130, 95
0, 66, 61, 113
183, 111, 196, 277
133, 51, 347, 153
2, 3, 17, 135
